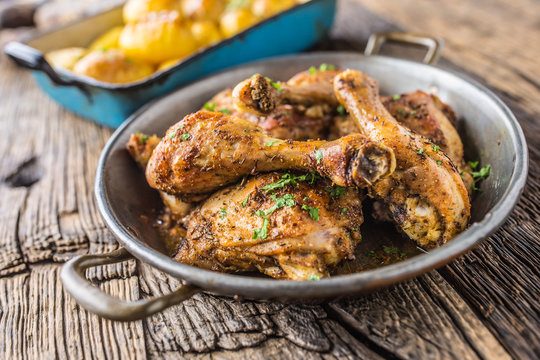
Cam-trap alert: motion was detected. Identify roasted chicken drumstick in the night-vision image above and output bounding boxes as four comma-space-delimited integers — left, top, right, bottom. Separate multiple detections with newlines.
146, 110, 395, 200
175, 172, 364, 280
334, 70, 470, 247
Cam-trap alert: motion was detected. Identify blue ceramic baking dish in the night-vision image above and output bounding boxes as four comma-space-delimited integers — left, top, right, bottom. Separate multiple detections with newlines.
4, 0, 336, 128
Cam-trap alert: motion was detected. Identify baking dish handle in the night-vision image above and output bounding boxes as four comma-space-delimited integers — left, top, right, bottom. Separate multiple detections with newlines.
364, 32, 444, 65
4, 41, 91, 96
61, 247, 200, 321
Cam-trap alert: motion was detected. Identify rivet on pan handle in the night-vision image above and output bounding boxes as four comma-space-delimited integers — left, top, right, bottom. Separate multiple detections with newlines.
364, 32, 444, 65
60, 248, 200, 321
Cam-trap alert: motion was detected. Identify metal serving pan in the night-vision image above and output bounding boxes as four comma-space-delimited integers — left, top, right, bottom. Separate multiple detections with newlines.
4, 0, 336, 128
61, 34, 528, 321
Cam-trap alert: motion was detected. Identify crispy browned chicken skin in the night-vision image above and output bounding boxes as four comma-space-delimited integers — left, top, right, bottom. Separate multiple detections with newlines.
175, 172, 364, 280
145, 111, 395, 200
334, 70, 470, 248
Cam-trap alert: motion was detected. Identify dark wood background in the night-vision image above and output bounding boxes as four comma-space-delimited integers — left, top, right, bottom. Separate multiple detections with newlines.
0, 0, 538, 358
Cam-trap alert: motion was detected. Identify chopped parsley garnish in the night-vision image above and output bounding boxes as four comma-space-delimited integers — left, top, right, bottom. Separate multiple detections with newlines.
319, 63, 335, 71
468, 164, 491, 191
252, 194, 296, 239
341, 207, 348, 215
397, 109, 408, 116
218, 108, 231, 115
437, 160, 443, 165
383, 245, 406, 259
417, 148, 425, 155
308, 274, 321, 281
220, 208, 227, 219
244, 129, 250, 133
308, 66, 317, 75
136, 131, 149, 145
468, 161, 479, 169
336, 104, 347, 115
227, 0, 249, 10
241, 194, 250, 207
410, 110, 416, 115
203, 101, 216, 111
168, 130, 177, 140
392, 94, 401, 101
302, 204, 319, 221
253, 218, 269, 240
180, 132, 190, 141
265, 139, 279, 147
368, 250, 381, 260
262, 172, 319, 192
432, 144, 440, 152
265, 76, 283, 92
314, 148, 323, 164
326, 185, 346, 199
251, 73, 261, 78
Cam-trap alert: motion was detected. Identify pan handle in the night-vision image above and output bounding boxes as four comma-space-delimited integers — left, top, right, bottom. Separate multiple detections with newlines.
60, 247, 200, 321
4, 41, 91, 97
364, 32, 444, 65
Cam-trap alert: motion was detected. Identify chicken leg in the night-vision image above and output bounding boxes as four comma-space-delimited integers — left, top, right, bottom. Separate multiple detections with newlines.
334, 70, 470, 247
145, 110, 395, 200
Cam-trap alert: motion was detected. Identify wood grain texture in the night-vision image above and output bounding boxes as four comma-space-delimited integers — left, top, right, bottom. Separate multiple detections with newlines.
0, 0, 538, 359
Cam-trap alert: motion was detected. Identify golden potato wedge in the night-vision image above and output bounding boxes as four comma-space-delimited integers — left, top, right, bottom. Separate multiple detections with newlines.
220, 8, 259, 38
45, 47, 87, 70
157, 58, 183, 71
190, 20, 223, 47
119, 11, 197, 64
73, 49, 154, 84
123, 0, 182, 23
182, 0, 225, 21
88, 26, 124, 52
251, 0, 296, 18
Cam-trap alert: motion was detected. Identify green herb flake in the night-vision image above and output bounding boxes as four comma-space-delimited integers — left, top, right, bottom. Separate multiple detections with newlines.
325, 185, 346, 199
136, 131, 149, 145
265, 139, 279, 147
253, 218, 269, 240
410, 110, 416, 115
262, 172, 319, 192
308, 274, 321, 281
302, 204, 319, 221
467, 160, 479, 169
220, 208, 227, 219
466, 163, 491, 191
251, 73, 261, 78
264, 76, 283, 92
314, 148, 323, 164
432, 144, 440, 152
437, 160, 443, 165
218, 108, 231, 115
241, 194, 250, 207
417, 148, 425, 155
319, 63, 335, 71
308, 66, 317, 75
244, 129, 250, 133
125, 57, 134, 64
180, 132, 190, 141
168, 130, 177, 140
397, 109, 408, 116
392, 94, 401, 101
341, 207, 348, 215
203, 101, 216, 111
336, 104, 347, 115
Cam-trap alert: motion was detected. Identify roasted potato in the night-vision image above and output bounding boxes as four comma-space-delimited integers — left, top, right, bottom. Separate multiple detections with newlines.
251, 0, 296, 18
157, 58, 183, 71
88, 26, 124, 52
119, 11, 197, 64
220, 8, 259, 37
123, 0, 182, 23
73, 49, 154, 84
45, 47, 87, 70
191, 20, 223, 47
182, 0, 225, 21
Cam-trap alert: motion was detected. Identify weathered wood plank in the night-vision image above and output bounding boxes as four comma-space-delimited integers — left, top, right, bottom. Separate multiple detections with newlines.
0, 0, 538, 359
0, 265, 146, 359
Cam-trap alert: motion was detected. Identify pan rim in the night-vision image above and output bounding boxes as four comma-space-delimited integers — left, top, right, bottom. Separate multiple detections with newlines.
95, 51, 528, 299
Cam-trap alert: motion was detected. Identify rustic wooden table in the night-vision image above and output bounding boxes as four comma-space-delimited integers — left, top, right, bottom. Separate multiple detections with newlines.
0, 0, 538, 359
